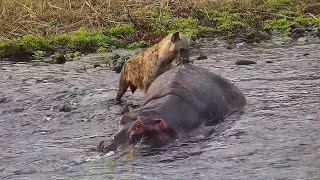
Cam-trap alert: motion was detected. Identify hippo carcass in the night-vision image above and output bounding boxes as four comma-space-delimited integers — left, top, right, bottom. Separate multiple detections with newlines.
98, 64, 246, 153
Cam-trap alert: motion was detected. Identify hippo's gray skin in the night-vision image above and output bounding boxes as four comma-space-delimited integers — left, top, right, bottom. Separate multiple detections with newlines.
98, 64, 246, 153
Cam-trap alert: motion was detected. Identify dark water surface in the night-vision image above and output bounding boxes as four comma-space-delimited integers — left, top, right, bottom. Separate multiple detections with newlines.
1, 37, 319, 180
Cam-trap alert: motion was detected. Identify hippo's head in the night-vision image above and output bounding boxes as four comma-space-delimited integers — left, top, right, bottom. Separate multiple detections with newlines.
98, 111, 175, 153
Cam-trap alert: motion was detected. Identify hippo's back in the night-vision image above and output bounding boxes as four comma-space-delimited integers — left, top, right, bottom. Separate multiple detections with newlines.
144, 64, 246, 120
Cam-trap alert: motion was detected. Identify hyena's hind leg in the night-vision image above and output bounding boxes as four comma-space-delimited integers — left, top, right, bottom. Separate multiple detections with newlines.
115, 77, 130, 104
129, 83, 137, 94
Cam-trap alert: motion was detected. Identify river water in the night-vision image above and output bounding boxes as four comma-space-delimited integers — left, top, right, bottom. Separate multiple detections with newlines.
0, 37, 319, 180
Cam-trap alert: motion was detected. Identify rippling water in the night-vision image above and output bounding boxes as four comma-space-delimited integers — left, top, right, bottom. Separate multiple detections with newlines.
0, 37, 319, 180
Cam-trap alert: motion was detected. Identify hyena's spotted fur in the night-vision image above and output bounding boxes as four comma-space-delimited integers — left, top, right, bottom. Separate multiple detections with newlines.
115, 32, 191, 103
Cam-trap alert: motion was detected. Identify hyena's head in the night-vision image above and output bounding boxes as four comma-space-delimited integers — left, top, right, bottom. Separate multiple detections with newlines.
160, 32, 191, 64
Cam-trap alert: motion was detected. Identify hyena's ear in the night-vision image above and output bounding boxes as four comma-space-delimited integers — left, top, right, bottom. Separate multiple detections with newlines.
170, 32, 181, 43
187, 33, 193, 40
186, 33, 192, 44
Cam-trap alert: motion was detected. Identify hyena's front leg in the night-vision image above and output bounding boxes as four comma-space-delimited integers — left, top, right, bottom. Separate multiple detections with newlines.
115, 77, 130, 104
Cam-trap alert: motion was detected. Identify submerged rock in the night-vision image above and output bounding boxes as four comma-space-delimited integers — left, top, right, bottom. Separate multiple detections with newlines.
236, 42, 248, 49
0, 97, 9, 103
58, 104, 75, 112
226, 45, 233, 49
290, 22, 301, 30
196, 54, 208, 60
298, 37, 309, 43
292, 28, 305, 35
289, 22, 306, 39
235, 59, 257, 65
266, 60, 274, 63
93, 63, 101, 68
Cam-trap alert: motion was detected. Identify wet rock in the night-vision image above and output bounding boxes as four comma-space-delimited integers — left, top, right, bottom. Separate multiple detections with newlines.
112, 59, 125, 73
13, 169, 37, 175
292, 28, 305, 35
291, 33, 301, 40
54, 55, 67, 64
111, 55, 130, 73
14, 107, 25, 113
98, 53, 129, 73
0, 97, 9, 103
266, 60, 274, 63
312, 27, 320, 37
233, 38, 247, 44
35, 79, 44, 83
93, 63, 101, 68
291, 30, 305, 40
305, 28, 314, 32
245, 32, 259, 43
111, 53, 121, 60
80, 118, 90, 122
196, 54, 208, 60
59, 104, 75, 112
289, 22, 306, 39
236, 42, 247, 49
235, 59, 257, 65
226, 45, 233, 49
290, 22, 301, 30
298, 37, 308, 43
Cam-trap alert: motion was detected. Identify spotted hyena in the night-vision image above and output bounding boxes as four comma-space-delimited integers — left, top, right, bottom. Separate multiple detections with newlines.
115, 32, 191, 103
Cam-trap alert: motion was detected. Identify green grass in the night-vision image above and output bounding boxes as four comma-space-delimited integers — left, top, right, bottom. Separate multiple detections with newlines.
0, 25, 141, 60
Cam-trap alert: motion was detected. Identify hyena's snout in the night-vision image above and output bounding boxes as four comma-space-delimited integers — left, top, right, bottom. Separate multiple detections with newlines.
178, 49, 190, 64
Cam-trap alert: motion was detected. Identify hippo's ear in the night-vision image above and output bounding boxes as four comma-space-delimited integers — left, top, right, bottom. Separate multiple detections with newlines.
146, 119, 167, 130
170, 32, 181, 43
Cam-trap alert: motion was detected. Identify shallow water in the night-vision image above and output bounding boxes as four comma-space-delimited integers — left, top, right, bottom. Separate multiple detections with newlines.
0, 37, 319, 180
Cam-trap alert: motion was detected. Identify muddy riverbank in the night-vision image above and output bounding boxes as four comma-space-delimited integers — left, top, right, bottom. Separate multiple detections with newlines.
1, 37, 319, 180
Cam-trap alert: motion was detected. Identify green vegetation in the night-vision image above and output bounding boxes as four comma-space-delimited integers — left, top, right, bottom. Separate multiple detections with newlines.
0, 25, 136, 60
0, 0, 319, 61
108, 24, 136, 37
127, 41, 148, 49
